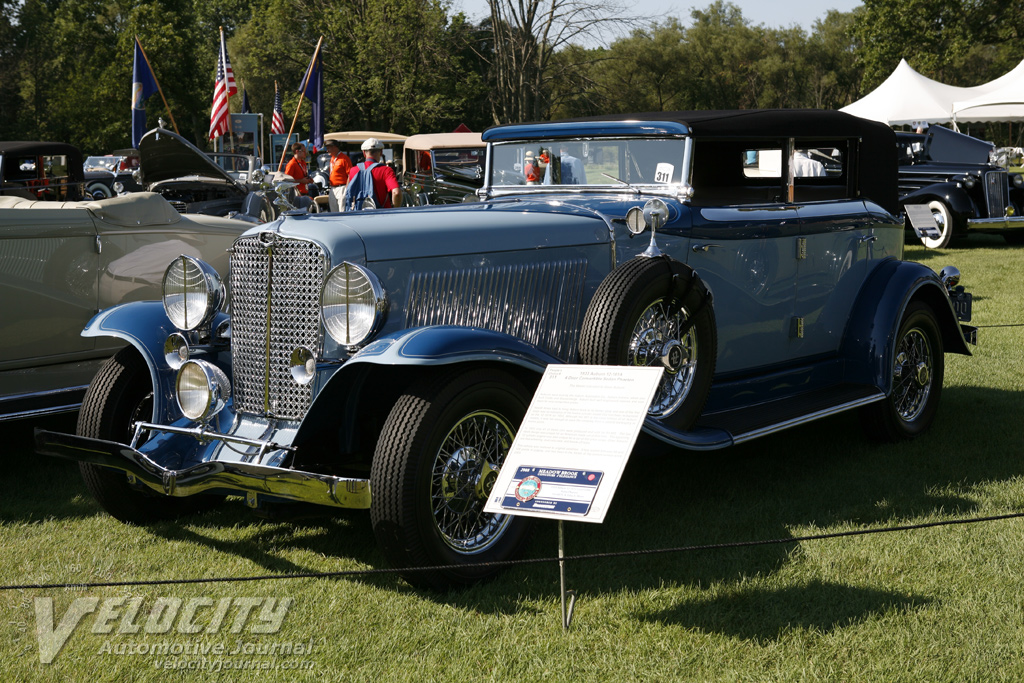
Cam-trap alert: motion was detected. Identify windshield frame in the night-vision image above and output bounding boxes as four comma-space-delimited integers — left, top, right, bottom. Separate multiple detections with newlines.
482, 135, 692, 199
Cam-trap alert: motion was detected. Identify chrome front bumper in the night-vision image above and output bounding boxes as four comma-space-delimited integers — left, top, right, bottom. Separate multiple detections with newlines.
967, 216, 1024, 231
34, 429, 371, 509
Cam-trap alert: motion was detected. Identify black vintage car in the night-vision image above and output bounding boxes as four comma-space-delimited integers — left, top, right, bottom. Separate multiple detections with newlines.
0, 141, 84, 201
897, 125, 1024, 247
83, 149, 144, 199
138, 127, 276, 222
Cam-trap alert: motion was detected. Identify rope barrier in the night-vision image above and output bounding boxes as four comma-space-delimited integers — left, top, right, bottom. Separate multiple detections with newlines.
3, 510, 1022, 592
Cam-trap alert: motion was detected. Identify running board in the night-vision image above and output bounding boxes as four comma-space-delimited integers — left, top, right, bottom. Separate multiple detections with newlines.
697, 384, 885, 444
644, 384, 885, 450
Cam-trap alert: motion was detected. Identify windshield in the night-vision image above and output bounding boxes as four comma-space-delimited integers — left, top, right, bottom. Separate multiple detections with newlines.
489, 138, 687, 188
84, 156, 117, 172
435, 148, 483, 180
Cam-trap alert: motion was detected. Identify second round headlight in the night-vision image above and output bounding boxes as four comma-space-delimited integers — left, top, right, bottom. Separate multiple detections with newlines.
321, 262, 387, 348
176, 360, 231, 422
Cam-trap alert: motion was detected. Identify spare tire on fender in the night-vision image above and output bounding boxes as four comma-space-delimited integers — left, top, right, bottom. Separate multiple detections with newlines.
578, 255, 717, 430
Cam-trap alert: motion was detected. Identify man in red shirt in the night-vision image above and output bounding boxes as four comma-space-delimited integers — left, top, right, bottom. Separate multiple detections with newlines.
346, 137, 401, 209
325, 139, 352, 211
284, 142, 313, 195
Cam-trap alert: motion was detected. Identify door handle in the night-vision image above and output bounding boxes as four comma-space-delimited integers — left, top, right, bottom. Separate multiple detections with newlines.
691, 243, 722, 253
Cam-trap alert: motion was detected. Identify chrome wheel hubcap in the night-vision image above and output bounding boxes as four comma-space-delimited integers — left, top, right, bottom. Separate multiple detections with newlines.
892, 328, 932, 421
431, 410, 515, 554
627, 299, 698, 417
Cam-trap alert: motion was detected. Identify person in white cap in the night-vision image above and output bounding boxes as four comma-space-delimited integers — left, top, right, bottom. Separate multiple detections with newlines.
345, 137, 401, 210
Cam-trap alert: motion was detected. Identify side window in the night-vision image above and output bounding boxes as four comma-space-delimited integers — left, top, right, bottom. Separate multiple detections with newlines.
791, 141, 849, 202
742, 149, 781, 178
794, 147, 842, 178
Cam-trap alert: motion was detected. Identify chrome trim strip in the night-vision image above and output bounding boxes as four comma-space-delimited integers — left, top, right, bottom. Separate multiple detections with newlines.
967, 216, 1024, 230
0, 403, 82, 422
0, 384, 89, 402
35, 429, 371, 510
731, 391, 886, 445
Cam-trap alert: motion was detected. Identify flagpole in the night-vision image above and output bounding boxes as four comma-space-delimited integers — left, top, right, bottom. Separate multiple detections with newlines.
279, 35, 324, 172
135, 36, 179, 137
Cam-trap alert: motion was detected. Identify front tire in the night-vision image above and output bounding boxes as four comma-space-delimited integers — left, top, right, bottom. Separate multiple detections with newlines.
921, 200, 955, 249
78, 347, 215, 523
86, 182, 113, 200
370, 368, 534, 590
860, 302, 944, 441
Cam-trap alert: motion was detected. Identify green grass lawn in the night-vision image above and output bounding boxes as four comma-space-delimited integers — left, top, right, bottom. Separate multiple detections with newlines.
1, 235, 1022, 681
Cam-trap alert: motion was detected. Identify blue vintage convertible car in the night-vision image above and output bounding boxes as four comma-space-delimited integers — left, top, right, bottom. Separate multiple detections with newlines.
37, 110, 976, 589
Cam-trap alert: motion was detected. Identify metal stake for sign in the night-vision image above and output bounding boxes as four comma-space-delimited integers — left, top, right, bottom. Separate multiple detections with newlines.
559, 520, 576, 630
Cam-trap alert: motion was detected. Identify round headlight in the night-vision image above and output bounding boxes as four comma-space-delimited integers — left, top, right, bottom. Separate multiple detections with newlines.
321, 263, 387, 348
1013, 174, 1023, 188
176, 360, 231, 422
162, 256, 224, 331
963, 176, 976, 189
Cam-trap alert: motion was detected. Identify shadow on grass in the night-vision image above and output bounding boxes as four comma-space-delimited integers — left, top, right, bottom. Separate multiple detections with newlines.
905, 232, 1014, 263
641, 580, 929, 640
432, 383, 1023, 620
7, 384, 1023, 623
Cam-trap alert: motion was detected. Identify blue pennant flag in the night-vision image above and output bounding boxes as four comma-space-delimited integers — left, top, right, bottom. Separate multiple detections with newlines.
131, 37, 159, 149
241, 89, 251, 114
298, 48, 323, 149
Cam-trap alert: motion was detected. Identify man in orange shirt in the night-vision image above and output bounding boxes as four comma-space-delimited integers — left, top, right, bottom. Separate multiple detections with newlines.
284, 142, 313, 195
325, 139, 352, 212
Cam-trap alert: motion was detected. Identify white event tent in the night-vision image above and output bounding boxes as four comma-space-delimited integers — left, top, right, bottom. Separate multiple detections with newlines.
952, 59, 1024, 122
840, 59, 974, 126
841, 58, 1024, 127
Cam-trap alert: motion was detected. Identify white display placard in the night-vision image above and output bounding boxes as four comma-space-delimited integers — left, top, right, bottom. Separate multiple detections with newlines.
483, 364, 664, 523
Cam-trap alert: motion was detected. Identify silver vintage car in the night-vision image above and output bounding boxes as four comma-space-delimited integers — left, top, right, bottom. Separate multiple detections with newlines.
1, 192, 247, 420
38, 110, 975, 589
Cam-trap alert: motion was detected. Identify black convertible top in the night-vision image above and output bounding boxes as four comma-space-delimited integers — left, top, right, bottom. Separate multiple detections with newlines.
555, 110, 898, 214
0, 141, 84, 159
0, 141, 84, 183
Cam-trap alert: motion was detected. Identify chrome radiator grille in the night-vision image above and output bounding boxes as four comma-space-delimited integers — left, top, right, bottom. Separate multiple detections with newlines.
406, 259, 588, 361
984, 170, 1008, 216
229, 235, 328, 419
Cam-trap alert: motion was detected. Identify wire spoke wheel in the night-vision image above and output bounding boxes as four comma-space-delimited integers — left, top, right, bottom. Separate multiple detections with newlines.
891, 328, 933, 422
579, 256, 716, 430
371, 368, 534, 590
860, 302, 944, 441
626, 298, 698, 418
431, 409, 515, 553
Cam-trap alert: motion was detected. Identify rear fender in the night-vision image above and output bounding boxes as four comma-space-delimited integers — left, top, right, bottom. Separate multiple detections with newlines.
841, 259, 971, 393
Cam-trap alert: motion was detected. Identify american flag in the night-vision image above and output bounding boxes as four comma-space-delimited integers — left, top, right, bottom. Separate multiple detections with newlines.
272, 81, 285, 134
208, 28, 237, 139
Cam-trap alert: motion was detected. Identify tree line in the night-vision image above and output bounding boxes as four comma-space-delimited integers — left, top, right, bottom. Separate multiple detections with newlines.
2, 0, 1022, 155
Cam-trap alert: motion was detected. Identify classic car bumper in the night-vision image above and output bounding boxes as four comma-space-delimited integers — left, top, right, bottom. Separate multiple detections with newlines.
967, 216, 1024, 231
34, 429, 371, 509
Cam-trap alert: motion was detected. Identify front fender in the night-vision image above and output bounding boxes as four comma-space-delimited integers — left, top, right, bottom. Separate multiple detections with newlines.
350, 325, 561, 369
901, 183, 976, 222
291, 326, 558, 463
82, 301, 229, 423
841, 259, 971, 393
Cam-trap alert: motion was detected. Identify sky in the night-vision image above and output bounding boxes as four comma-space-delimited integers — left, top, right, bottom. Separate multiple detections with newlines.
452, 0, 864, 43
